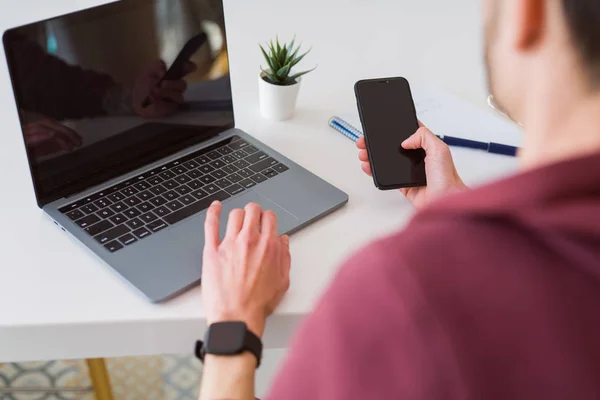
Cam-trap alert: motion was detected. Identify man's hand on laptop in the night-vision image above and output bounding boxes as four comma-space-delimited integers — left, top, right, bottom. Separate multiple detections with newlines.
132, 59, 197, 119
357, 123, 468, 208
23, 119, 82, 157
201, 201, 291, 338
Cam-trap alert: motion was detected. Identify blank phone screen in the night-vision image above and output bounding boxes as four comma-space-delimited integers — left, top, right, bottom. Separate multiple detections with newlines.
356, 78, 426, 188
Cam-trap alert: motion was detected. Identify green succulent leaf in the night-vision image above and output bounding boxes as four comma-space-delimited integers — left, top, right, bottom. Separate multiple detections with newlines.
259, 44, 275, 72
288, 66, 317, 82
290, 48, 311, 69
276, 63, 291, 80
260, 36, 315, 85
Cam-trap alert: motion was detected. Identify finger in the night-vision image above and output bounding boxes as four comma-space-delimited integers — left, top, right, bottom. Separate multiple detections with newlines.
226, 208, 245, 238
242, 203, 262, 232
401, 127, 443, 152
24, 130, 52, 146
400, 188, 410, 197
182, 61, 197, 76
53, 134, 73, 151
361, 162, 373, 176
204, 201, 223, 248
159, 79, 187, 92
153, 88, 185, 104
260, 210, 278, 238
356, 136, 366, 149
148, 60, 167, 79
418, 120, 426, 128
280, 235, 291, 274
39, 120, 82, 146
358, 150, 369, 162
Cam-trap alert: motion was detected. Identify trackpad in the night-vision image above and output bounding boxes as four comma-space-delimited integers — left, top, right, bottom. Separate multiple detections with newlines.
217, 191, 298, 238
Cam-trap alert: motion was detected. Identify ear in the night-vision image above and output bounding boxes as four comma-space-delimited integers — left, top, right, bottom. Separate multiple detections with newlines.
515, 0, 545, 50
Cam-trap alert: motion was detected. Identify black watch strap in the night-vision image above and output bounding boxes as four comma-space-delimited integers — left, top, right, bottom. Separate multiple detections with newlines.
195, 322, 262, 368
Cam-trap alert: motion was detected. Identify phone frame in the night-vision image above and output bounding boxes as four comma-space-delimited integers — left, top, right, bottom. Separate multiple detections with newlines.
354, 77, 426, 190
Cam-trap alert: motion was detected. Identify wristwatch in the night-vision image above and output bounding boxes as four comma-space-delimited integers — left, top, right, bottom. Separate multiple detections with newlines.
195, 321, 263, 368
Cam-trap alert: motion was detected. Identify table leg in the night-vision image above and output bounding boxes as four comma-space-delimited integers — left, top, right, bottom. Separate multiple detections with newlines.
85, 358, 114, 400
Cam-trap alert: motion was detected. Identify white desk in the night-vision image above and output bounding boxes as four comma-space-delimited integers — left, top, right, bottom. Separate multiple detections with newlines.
0, 0, 518, 363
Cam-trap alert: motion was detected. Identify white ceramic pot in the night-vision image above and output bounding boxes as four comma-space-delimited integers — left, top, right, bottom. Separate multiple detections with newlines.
258, 72, 301, 121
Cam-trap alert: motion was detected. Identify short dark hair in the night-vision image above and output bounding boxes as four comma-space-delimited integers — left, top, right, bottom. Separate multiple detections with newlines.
562, 0, 600, 86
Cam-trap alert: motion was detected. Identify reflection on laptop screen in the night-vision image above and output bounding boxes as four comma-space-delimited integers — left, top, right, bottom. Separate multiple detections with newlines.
3, 0, 234, 206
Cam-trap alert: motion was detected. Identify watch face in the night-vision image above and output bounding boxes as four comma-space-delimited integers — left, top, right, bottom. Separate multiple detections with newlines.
206, 321, 246, 354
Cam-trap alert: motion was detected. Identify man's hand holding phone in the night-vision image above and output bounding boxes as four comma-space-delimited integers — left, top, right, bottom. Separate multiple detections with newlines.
357, 124, 468, 208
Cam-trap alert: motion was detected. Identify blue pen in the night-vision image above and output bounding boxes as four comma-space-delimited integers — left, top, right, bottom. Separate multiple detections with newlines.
436, 135, 518, 157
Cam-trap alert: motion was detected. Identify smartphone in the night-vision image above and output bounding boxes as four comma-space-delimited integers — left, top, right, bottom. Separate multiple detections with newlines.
142, 32, 207, 107
354, 77, 426, 190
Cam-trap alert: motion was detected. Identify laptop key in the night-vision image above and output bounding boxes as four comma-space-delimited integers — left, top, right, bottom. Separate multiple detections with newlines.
163, 179, 180, 189
124, 208, 142, 218
138, 202, 154, 212
149, 185, 167, 195
200, 175, 216, 184
204, 184, 219, 194
215, 178, 232, 189
66, 209, 85, 220
164, 190, 180, 200
164, 191, 231, 225
274, 163, 289, 173
194, 155, 211, 165
132, 227, 152, 239
172, 165, 188, 175
107, 192, 124, 202
94, 224, 130, 244
233, 159, 250, 169
133, 181, 150, 191
191, 189, 209, 200
109, 214, 128, 225
85, 220, 114, 236
179, 195, 196, 205
93, 198, 112, 209
153, 206, 170, 217
175, 184, 193, 195
212, 169, 226, 179
239, 179, 256, 189
76, 214, 101, 228
225, 184, 245, 196
80, 204, 99, 214
119, 233, 138, 246
97, 208, 115, 219
262, 168, 278, 178
199, 165, 215, 174
147, 220, 168, 232
187, 169, 202, 179
227, 173, 243, 183
217, 146, 233, 155
110, 202, 128, 213
140, 211, 159, 223
124, 196, 142, 207
237, 168, 253, 178
249, 158, 277, 173
104, 240, 123, 253
250, 173, 268, 184
221, 155, 237, 165
166, 200, 184, 212
245, 151, 268, 164
221, 164, 238, 174
183, 160, 199, 170
175, 175, 192, 184
187, 180, 203, 190
126, 217, 144, 229
210, 159, 226, 169
149, 196, 167, 207
244, 145, 259, 154
121, 186, 139, 196
207, 150, 221, 160
229, 140, 249, 150
159, 170, 175, 180
232, 150, 248, 160
147, 176, 164, 185
138, 190, 155, 201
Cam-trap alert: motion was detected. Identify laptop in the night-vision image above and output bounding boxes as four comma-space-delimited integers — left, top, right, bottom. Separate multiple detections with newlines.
2, 0, 348, 302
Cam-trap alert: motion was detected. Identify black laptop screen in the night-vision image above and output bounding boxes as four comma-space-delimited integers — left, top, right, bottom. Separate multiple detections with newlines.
3, 0, 234, 206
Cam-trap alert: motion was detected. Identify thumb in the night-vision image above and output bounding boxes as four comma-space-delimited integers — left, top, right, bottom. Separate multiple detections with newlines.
401, 126, 443, 153
280, 235, 291, 273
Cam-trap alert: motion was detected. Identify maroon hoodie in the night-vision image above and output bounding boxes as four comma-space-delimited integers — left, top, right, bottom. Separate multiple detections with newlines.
267, 153, 600, 399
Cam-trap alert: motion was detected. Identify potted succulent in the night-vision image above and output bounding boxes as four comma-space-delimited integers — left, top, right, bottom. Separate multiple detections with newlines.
259, 37, 316, 121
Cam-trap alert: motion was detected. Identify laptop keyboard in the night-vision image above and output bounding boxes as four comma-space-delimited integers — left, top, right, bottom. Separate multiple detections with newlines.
59, 136, 289, 253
